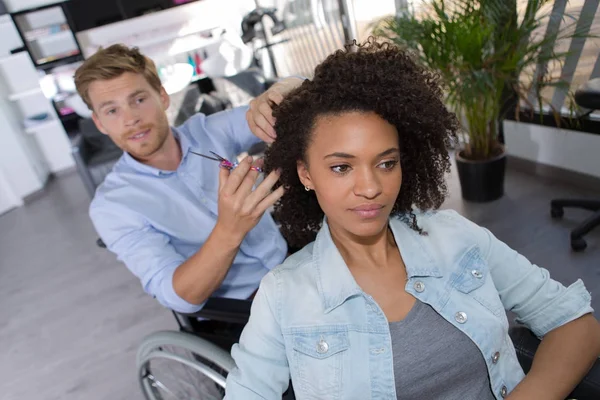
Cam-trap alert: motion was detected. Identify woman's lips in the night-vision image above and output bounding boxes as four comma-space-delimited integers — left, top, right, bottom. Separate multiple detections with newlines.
350, 204, 385, 219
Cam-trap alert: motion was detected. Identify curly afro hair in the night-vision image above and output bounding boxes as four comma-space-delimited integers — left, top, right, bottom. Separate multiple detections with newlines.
264, 37, 458, 249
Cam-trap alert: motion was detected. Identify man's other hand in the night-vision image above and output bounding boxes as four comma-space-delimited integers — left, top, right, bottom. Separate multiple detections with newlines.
246, 77, 303, 143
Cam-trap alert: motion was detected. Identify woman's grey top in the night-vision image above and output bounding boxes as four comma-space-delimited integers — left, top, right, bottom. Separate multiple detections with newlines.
389, 299, 497, 400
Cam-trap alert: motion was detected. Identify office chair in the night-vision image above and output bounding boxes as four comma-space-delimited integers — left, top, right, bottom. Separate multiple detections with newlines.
550, 78, 600, 251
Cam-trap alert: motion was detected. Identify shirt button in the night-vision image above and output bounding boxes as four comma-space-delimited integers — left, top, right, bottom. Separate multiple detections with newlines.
455, 311, 468, 324
471, 269, 483, 279
414, 281, 425, 293
316, 339, 329, 354
500, 385, 508, 397
492, 351, 500, 364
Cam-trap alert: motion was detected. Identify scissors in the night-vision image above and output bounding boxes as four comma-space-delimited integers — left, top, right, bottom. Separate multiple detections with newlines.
190, 150, 263, 173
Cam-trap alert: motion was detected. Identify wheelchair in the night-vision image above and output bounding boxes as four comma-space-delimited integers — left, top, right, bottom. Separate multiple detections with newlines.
136, 293, 600, 400
136, 297, 254, 399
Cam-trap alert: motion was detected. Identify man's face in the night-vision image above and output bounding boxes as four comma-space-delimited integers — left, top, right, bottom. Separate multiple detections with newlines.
89, 72, 171, 161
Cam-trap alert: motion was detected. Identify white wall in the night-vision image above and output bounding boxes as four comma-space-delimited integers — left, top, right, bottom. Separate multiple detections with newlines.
0, 13, 72, 206
0, 88, 47, 198
0, 167, 22, 215
0, 15, 21, 55
503, 120, 600, 179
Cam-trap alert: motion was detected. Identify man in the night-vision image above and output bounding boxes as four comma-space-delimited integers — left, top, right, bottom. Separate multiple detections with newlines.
75, 44, 302, 313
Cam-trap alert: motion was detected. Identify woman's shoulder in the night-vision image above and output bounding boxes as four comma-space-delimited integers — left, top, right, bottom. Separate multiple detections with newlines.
390, 209, 488, 256
255, 242, 320, 315
263, 242, 317, 283
393, 208, 481, 233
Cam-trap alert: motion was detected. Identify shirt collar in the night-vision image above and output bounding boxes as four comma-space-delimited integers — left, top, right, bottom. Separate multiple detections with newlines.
122, 126, 192, 176
315, 215, 442, 314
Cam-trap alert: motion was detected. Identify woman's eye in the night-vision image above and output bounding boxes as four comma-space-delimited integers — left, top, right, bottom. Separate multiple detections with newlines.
331, 165, 350, 174
379, 160, 399, 170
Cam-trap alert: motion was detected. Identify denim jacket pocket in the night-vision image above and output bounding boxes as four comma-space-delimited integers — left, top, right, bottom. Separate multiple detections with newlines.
453, 246, 504, 316
289, 327, 349, 400
453, 246, 488, 292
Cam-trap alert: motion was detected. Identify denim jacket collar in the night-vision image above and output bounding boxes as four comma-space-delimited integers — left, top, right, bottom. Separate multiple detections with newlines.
314, 216, 443, 313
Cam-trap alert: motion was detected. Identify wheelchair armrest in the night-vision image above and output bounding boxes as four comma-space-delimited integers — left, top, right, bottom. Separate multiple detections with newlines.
182, 297, 252, 325
509, 325, 600, 399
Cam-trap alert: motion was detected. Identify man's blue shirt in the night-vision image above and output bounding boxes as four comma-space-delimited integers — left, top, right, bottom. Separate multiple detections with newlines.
90, 106, 287, 313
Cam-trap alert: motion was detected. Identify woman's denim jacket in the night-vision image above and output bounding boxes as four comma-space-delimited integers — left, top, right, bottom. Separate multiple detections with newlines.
225, 210, 593, 400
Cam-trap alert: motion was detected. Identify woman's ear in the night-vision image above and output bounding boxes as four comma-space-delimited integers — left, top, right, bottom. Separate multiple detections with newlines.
296, 160, 313, 189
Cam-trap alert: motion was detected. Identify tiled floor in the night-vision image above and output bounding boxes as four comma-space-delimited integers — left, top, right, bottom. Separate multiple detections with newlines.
0, 157, 598, 400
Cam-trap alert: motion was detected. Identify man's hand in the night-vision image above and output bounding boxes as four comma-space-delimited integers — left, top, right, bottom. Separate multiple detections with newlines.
246, 77, 304, 143
214, 155, 284, 245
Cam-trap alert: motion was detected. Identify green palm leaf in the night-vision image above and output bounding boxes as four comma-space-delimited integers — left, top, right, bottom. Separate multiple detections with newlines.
374, 0, 589, 160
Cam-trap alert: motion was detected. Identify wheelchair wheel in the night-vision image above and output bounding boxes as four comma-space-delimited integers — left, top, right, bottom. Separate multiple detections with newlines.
137, 330, 236, 400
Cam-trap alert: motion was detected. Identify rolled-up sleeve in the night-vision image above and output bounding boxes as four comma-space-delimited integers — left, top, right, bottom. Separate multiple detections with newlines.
225, 272, 290, 399
451, 210, 594, 338
90, 204, 204, 314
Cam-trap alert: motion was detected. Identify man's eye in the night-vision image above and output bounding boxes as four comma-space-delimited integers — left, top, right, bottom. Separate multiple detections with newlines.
331, 165, 350, 174
107, 109, 116, 115
136, 97, 145, 104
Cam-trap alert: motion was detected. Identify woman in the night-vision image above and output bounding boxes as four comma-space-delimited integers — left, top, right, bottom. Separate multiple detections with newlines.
224, 38, 600, 400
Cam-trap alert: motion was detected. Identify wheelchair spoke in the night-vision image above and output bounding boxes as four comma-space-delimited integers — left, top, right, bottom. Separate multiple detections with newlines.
147, 374, 178, 398
141, 345, 226, 400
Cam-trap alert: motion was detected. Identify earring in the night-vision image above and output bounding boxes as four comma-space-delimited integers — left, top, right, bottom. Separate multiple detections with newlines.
305, 186, 311, 191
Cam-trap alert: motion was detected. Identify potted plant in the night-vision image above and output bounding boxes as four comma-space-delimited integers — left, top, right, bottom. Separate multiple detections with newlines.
375, 0, 586, 202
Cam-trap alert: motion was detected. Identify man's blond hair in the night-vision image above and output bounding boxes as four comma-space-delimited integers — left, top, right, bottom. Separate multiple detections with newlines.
74, 44, 162, 110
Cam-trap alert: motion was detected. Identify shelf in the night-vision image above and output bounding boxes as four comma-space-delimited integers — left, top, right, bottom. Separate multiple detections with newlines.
117, 23, 220, 50
190, 73, 208, 83
24, 23, 70, 42
36, 50, 81, 67
24, 119, 60, 135
0, 52, 27, 65
34, 30, 74, 45
8, 88, 43, 101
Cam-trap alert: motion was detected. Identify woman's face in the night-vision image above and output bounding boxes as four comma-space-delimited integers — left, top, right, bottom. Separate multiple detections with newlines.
297, 111, 402, 240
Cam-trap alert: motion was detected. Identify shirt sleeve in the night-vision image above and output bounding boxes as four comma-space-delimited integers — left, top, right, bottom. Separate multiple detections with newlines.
205, 105, 261, 155
90, 202, 204, 314
449, 210, 593, 338
225, 272, 291, 399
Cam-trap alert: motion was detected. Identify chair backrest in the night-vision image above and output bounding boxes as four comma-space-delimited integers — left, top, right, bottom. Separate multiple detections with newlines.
78, 118, 120, 154
575, 78, 600, 111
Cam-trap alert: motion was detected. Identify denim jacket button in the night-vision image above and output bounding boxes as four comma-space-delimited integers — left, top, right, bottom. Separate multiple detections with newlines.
455, 311, 468, 324
316, 339, 329, 354
471, 269, 483, 279
414, 281, 425, 293
492, 351, 500, 363
500, 385, 508, 397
